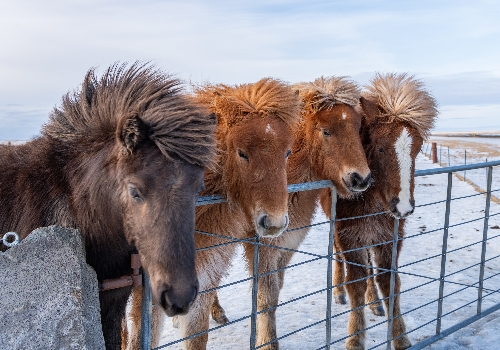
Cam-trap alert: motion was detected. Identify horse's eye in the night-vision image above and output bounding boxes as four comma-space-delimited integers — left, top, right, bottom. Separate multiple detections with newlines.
322, 129, 331, 137
238, 149, 249, 160
286, 149, 292, 158
378, 147, 385, 154
128, 187, 143, 202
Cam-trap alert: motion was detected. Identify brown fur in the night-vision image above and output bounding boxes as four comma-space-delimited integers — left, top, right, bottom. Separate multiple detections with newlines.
0, 63, 216, 350
125, 78, 301, 350
210, 76, 372, 350
321, 73, 438, 350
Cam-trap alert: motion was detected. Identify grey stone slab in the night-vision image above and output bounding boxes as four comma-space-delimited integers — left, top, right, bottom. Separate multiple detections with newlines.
0, 226, 105, 350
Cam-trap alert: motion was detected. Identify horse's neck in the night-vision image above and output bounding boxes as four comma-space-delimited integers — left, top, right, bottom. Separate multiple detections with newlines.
286, 127, 322, 231
0, 138, 74, 239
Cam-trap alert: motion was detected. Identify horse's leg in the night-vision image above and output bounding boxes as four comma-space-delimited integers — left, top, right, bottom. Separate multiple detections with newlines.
122, 286, 142, 350
151, 304, 166, 348
245, 242, 282, 350
343, 249, 369, 350
365, 251, 384, 317
100, 286, 133, 350
333, 242, 347, 305
211, 291, 229, 324
372, 244, 411, 350
121, 314, 128, 350
177, 291, 213, 350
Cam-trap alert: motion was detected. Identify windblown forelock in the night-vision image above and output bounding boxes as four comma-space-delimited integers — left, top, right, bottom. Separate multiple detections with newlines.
363, 72, 438, 139
42, 62, 216, 168
294, 76, 361, 114
193, 78, 301, 127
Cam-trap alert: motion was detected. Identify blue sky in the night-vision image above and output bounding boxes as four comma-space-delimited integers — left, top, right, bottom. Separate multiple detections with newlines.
1, 0, 499, 139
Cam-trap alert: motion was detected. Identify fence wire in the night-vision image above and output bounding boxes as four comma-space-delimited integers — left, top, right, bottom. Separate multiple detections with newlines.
137, 159, 500, 350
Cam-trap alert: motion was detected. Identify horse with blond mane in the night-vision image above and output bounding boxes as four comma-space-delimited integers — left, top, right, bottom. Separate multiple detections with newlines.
321, 73, 438, 349
211, 76, 372, 349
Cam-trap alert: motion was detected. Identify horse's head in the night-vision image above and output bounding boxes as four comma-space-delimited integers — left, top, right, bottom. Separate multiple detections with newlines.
360, 97, 424, 219
225, 117, 294, 237
296, 77, 371, 198
360, 73, 437, 219
115, 112, 212, 316
305, 104, 371, 198
205, 79, 300, 238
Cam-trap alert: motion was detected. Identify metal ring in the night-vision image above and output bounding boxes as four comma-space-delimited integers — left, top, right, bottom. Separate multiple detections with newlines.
2, 232, 20, 247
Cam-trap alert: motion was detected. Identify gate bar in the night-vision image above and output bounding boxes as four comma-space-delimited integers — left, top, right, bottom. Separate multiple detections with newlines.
140, 272, 152, 350
436, 172, 453, 334
325, 186, 337, 349
477, 166, 493, 313
386, 218, 400, 350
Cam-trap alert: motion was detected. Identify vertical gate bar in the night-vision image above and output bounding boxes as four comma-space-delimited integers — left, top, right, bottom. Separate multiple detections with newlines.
386, 218, 400, 350
140, 272, 152, 350
325, 186, 337, 350
464, 150, 467, 181
250, 234, 260, 350
477, 166, 493, 314
436, 172, 453, 334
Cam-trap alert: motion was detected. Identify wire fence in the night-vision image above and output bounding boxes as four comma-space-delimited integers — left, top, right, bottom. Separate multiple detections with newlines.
138, 159, 500, 350
422, 141, 500, 200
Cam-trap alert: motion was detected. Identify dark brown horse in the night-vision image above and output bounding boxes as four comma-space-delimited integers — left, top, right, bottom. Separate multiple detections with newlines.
321, 73, 438, 350
211, 76, 372, 349
0, 63, 216, 350
124, 78, 301, 349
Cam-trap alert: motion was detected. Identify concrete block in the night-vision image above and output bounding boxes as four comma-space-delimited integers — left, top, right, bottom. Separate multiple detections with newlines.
0, 226, 105, 349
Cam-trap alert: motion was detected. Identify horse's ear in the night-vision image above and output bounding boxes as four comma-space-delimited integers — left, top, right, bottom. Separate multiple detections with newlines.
359, 97, 379, 125
117, 113, 149, 153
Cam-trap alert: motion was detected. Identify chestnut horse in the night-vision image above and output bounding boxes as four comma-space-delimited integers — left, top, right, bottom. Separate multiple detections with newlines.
0, 63, 216, 350
320, 73, 438, 349
211, 76, 372, 349
124, 78, 301, 349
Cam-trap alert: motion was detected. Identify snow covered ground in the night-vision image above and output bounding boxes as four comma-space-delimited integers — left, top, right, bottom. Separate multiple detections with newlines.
156, 153, 500, 350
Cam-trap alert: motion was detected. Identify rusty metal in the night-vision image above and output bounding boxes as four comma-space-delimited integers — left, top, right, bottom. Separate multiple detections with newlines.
99, 253, 142, 292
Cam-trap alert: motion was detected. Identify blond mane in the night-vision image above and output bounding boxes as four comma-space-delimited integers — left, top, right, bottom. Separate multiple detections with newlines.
293, 76, 361, 114
43, 62, 216, 168
363, 73, 438, 139
194, 78, 301, 128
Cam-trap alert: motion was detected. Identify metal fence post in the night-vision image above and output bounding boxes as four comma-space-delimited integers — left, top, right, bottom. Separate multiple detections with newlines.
436, 172, 453, 334
250, 234, 261, 349
464, 150, 467, 181
325, 186, 337, 350
141, 272, 152, 350
386, 218, 400, 350
477, 166, 493, 314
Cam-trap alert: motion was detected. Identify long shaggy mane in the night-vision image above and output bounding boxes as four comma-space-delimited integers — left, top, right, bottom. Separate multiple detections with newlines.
363, 73, 438, 139
293, 76, 361, 114
193, 78, 301, 128
43, 62, 216, 168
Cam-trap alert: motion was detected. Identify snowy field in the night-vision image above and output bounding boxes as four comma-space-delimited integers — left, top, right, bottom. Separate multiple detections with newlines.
156, 153, 500, 350
424, 136, 500, 196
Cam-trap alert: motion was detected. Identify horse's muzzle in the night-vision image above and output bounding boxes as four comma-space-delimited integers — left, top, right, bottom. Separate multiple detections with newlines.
159, 282, 199, 317
255, 212, 289, 238
389, 198, 415, 219
344, 172, 373, 193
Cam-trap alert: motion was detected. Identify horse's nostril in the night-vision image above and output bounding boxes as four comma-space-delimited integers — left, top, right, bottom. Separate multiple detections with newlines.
258, 215, 267, 229
350, 172, 372, 190
161, 284, 198, 316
